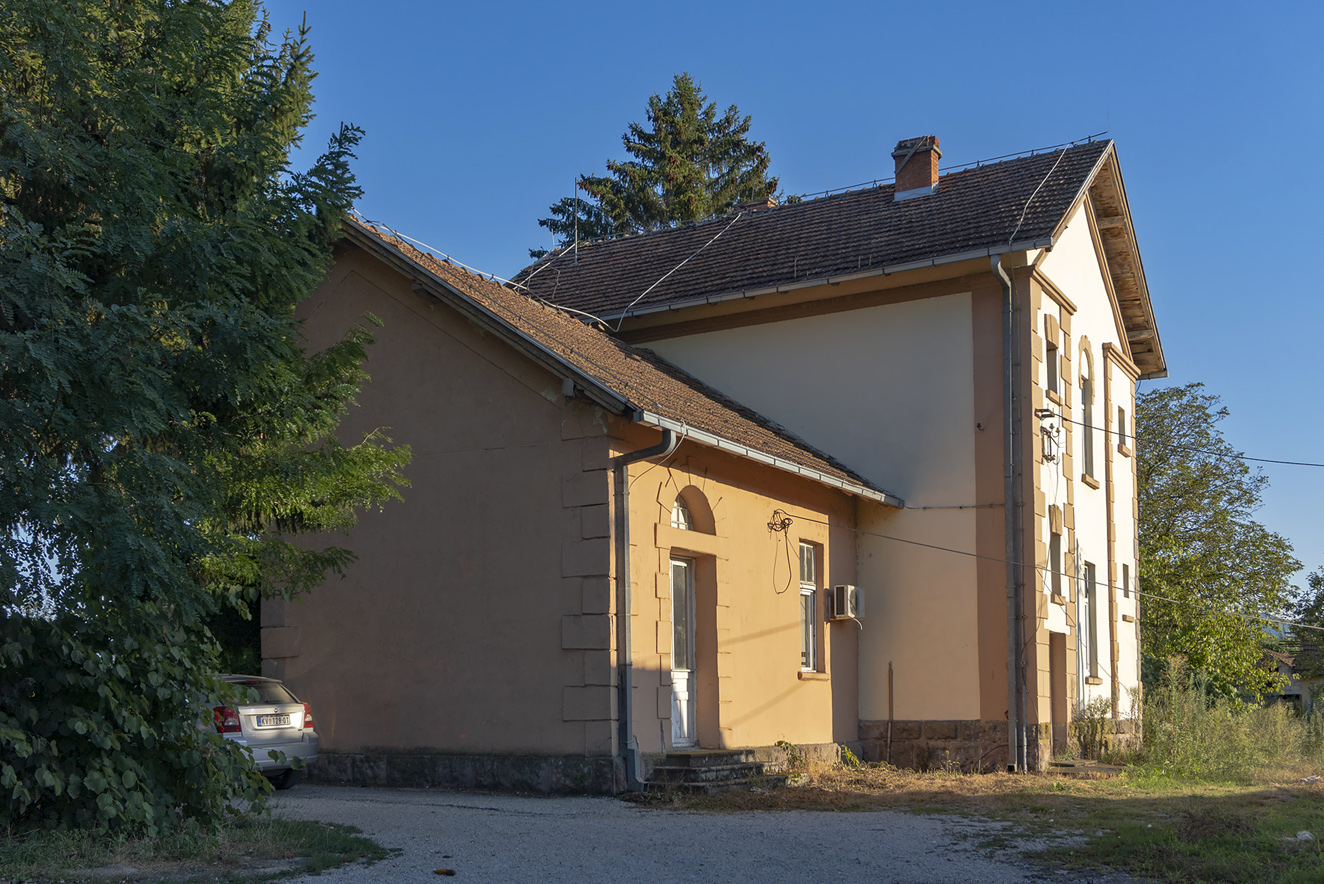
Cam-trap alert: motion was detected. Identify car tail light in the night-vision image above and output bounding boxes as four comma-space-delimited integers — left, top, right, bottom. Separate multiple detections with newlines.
214, 706, 241, 733
302, 702, 314, 730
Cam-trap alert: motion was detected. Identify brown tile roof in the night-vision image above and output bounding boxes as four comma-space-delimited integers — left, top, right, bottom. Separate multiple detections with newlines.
343, 219, 902, 506
510, 141, 1112, 319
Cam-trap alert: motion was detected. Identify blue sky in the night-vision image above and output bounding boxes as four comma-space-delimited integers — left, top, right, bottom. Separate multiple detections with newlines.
266, 0, 1324, 584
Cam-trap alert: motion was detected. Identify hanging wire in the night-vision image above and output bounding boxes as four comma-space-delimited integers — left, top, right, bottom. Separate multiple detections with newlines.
1041, 409, 1324, 468
1007, 148, 1069, 249
767, 509, 795, 594
609, 211, 744, 331
776, 510, 1324, 634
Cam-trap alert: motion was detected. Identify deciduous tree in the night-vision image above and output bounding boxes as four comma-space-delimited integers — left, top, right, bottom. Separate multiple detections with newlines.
532, 73, 777, 257
1137, 383, 1298, 700
0, 0, 408, 833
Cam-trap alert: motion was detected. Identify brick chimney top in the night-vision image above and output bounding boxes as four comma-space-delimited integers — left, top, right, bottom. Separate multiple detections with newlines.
892, 135, 941, 200
737, 195, 779, 213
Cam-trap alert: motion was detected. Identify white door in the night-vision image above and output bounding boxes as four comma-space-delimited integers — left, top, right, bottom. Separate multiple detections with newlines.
670, 557, 697, 748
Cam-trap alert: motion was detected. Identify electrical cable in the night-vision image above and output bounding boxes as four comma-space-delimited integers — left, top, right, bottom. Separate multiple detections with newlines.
610, 211, 744, 331
1008, 148, 1069, 249
1039, 409, 1324, 468
775, 509, 1324, 634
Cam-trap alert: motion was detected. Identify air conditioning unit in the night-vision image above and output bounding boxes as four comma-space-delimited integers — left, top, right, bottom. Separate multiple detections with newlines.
830, 584, 862, 620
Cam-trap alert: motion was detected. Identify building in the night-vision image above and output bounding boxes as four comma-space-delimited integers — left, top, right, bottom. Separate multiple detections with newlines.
264, 135, 1165, 788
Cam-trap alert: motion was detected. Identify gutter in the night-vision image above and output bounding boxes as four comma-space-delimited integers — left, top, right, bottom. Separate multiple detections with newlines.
992, 256, 1027, 772
348, 219, 904, 511
612, 429, 681, 791
637, 412, 904, 509
600, 238, 1055, 323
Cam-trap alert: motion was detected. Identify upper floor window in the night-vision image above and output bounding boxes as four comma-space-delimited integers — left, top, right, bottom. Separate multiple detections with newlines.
670, 495, 693, 531
1080, 347, 1095, 480
1044, 314, 1061, 401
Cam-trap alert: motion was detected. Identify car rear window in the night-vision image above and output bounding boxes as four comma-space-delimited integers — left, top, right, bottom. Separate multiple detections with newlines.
233, 681, 297, 704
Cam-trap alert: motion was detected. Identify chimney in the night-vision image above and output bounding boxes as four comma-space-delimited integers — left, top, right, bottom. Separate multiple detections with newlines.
737, 195, 779, 213
892, 135, 941, 200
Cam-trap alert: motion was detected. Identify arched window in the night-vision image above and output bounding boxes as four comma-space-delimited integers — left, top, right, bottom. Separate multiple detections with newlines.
1080, 347, 1095, 479
670, 494, 693, 531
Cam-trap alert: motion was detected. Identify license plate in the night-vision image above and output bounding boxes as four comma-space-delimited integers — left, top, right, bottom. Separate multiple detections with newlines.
256, 714, 290, 727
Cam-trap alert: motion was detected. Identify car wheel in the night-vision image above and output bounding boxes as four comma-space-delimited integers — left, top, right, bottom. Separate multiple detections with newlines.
269, 768, 304, 790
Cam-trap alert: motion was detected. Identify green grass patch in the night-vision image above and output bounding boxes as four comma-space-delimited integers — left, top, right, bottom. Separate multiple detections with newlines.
1029, 784, 1324, 883
0, 814, 389, 883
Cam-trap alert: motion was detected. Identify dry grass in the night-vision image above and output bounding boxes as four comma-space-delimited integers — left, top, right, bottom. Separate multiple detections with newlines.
663, 760, 1175, 814
642, 760, 1324, 883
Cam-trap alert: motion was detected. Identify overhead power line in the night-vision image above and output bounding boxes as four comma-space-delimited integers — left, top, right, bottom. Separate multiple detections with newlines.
779, 510, 1324, 634
1041, 410, 1324, 469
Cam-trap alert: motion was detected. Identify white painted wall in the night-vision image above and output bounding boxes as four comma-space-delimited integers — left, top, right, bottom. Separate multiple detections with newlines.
644, 294, 981, 721
1039, 207, 1141, 713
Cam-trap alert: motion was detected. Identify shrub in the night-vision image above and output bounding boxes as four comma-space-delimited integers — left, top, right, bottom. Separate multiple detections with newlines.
1136, 656, 1324, 779
1071, 696, 1113, 760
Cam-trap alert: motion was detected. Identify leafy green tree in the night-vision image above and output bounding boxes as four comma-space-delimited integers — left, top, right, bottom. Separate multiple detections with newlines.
1137, 383, 1298, 700
0, 0, 408, 833
532, 73, 777, 257
1286, 569, 1324, 679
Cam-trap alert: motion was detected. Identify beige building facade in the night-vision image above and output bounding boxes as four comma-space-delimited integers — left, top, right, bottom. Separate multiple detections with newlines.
268, 135, 1165, 787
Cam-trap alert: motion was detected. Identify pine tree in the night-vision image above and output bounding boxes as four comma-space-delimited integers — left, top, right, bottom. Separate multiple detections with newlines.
0, 0, 408, 832
532, 73, 777, 257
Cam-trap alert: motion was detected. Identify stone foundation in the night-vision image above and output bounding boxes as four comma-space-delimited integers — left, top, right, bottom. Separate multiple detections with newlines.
859, 720, 1009, 772
308, 751, 623, 794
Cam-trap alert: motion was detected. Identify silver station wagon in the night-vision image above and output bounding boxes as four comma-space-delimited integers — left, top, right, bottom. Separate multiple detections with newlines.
214, 675, 318, 789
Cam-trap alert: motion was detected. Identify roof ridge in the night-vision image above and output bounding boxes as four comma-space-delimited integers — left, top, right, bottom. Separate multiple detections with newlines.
513, 140, 1112, 278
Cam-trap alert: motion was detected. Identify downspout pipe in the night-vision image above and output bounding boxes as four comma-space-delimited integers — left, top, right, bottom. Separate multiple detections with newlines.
611, 427, 680, 791
992, 255, 1026, 772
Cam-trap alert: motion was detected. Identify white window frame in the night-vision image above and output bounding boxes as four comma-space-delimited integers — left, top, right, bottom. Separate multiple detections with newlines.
1081, 352, 1096, 480
1050, 531, 1062, 598
799, 542, 818, 671
1085, 561, 1099, 677
670, 494, 693, 530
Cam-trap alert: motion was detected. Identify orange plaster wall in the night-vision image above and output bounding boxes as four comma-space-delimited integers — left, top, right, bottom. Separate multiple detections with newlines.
265, 245, 617, 757
611, 422, 858, 752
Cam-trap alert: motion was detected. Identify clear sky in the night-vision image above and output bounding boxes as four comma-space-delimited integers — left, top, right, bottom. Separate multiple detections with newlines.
265, 0, 1324, 584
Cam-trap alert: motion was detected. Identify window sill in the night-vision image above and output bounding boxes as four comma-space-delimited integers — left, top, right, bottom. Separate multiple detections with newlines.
1118, 443, 1133, 458
1085, 676, 1104, 686
798, 670, 830, 681
1122, 614, 1135, 623
1081, 473, 1101, 490
1051, 593, 1067, 607
1046, 389, 1063, 406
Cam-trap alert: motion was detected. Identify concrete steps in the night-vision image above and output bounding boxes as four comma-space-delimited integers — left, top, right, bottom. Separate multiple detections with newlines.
647, 749, 787, 794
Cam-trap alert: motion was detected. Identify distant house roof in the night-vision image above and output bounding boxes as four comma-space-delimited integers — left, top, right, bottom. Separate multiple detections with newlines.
342, 218, 903, 507
1267, 649, 1296, 668
512, 139, 1165, 377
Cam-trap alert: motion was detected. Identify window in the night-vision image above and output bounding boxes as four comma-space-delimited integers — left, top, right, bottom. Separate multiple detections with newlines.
1046, 339, 1060, 399
1044, 313, 1061, 402
1081, 352, 1095, 479
1122, 562, 1130, 600
1085, 561, 1099, 677
799, 542, 818, 671
1050, 531, 1062, 599
670, 494, 692, 530
1117, 405, 1131, 454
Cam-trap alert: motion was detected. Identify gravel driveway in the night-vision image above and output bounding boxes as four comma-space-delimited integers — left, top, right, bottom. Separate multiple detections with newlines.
272, 785, 1135, 884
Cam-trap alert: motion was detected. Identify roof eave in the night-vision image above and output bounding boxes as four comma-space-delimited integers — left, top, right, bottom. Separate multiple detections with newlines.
1058, 142, 1167, 377
342, 220, 635, 417
344, 220, 899, 506
638, 411, 905, 508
